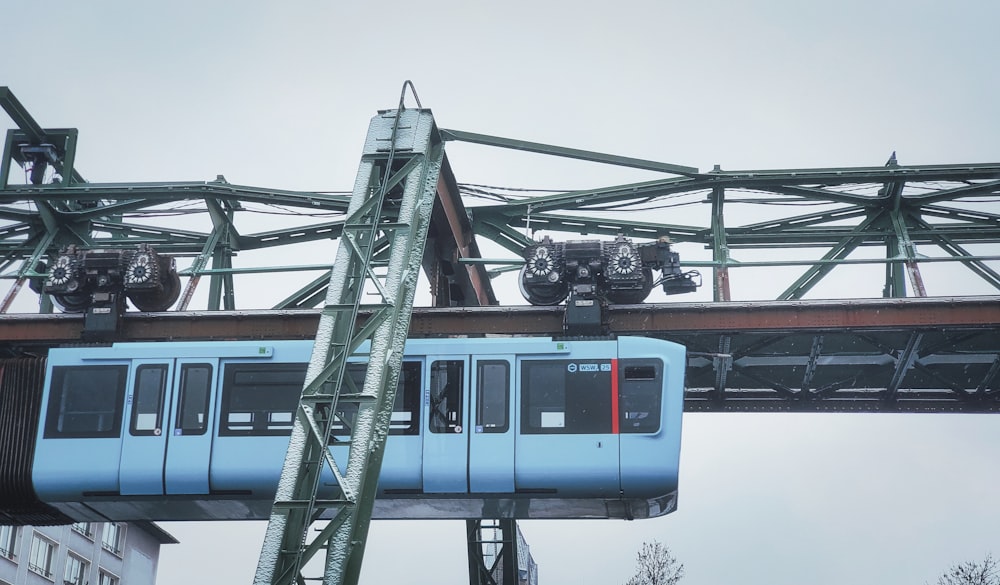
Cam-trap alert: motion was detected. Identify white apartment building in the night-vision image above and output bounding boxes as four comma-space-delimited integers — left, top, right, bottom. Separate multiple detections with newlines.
0, 522, 176, 585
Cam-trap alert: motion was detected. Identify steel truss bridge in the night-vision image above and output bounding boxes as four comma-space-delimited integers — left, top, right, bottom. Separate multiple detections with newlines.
2, 86, 999, 585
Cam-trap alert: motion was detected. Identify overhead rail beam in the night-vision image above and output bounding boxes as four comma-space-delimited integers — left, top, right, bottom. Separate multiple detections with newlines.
4, 297, 998, 413
4, 296, 995, 341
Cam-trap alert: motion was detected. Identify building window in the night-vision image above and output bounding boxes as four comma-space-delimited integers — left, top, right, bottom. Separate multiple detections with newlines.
0, 525, 17, 560
64, 552, 89, 585
101, 523, 124, 556
28, 532, 55, 579
71, 522, 93, 539
98, 569, 119, 585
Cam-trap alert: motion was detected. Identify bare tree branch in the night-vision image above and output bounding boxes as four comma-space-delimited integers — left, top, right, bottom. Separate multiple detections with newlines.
624, 541, 684, 585
936, 553, 999, 585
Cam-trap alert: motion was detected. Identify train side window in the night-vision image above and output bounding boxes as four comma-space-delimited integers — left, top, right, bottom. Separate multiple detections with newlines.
44, 366, 128, 439
521, 360, 613, 435
476, 360, 509, 433
331, 362, 422, 436
130, 365, 168, 436
619, 361, 663, 434
429, 360, 464, 433
176, 364, 212, 436
219, 363, 307, 436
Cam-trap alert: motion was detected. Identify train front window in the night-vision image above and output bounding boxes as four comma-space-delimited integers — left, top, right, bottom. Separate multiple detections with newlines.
619, 360, 663, 433
130, 365, 168, 436
45, 366, 128, 438
176, 364, 212, 435
219, 363, 306, 436
476, 360, 509, 433
521, 359, 613, 434
429, 360, 464, 433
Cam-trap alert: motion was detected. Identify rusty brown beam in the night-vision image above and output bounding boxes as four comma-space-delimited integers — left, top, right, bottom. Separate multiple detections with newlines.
434, 156, 496, 307
1, 296, 997, 345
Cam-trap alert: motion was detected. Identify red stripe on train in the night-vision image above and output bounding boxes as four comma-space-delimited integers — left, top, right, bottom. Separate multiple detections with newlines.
611, 358, 619, 434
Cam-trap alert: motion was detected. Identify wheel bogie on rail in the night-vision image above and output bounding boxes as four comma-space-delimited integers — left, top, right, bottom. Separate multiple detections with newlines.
10, 336, 685, 524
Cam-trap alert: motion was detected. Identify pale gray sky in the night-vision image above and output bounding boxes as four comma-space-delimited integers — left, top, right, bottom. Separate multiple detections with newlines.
4, 1, 1000, 584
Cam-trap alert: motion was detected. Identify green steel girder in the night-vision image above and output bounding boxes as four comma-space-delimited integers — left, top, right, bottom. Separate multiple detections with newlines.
777, 211, 885, 300
905, 178, 1000, 204
912, 216, 1000, 290
761, 183, 880, 205
240, 220, 345, 249
0, 87, 85, 186
90, 220, 208, 243
725, 206, 871, 237
468, 219, 536, 256
254, 104, 444, 585
2, 181, 352, 209
705, 162, 1000, 185
1, 127, 85, 187
0, 88, 45, 139
470, 175, 699, 215
711, 187, 731, 301
440, 128, 700, 176
0, 207, 36, 222
721, 226, 1000, 247
4, 84, 1000, 312
206, 248, 236, 311
177, 199, 237, 310
477, 210, 702, 242
920, 203, 1000, 225
273, 270, 333, 310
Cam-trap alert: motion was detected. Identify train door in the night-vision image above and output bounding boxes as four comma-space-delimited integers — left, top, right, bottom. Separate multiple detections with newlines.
468, 356, 514, 493
163, 358, 218, 494
119, 361, 174, 495
514, 356, 620, 496
422, 356, 468, 492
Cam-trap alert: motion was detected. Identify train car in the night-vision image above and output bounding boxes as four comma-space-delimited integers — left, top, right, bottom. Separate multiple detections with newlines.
1, 336, 684, 525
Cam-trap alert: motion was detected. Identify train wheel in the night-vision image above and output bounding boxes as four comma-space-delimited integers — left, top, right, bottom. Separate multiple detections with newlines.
518, 266, 569, 305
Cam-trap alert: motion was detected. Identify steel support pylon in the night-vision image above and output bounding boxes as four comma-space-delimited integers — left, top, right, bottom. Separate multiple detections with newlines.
254, 91, 443, 585
467, 520, 520, 585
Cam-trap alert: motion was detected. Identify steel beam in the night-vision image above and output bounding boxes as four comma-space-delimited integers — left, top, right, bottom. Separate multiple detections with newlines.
710, 186, 731, 301
440, 128, 699, 176
3, 296, 996, 342
253, 102, 443, 585
466, 520, 520, 585
3, 298, 998, 414
427, 157, 496, 307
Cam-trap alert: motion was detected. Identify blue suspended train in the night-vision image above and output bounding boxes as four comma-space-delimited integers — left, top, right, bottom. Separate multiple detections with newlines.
0, 336, 685, 525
